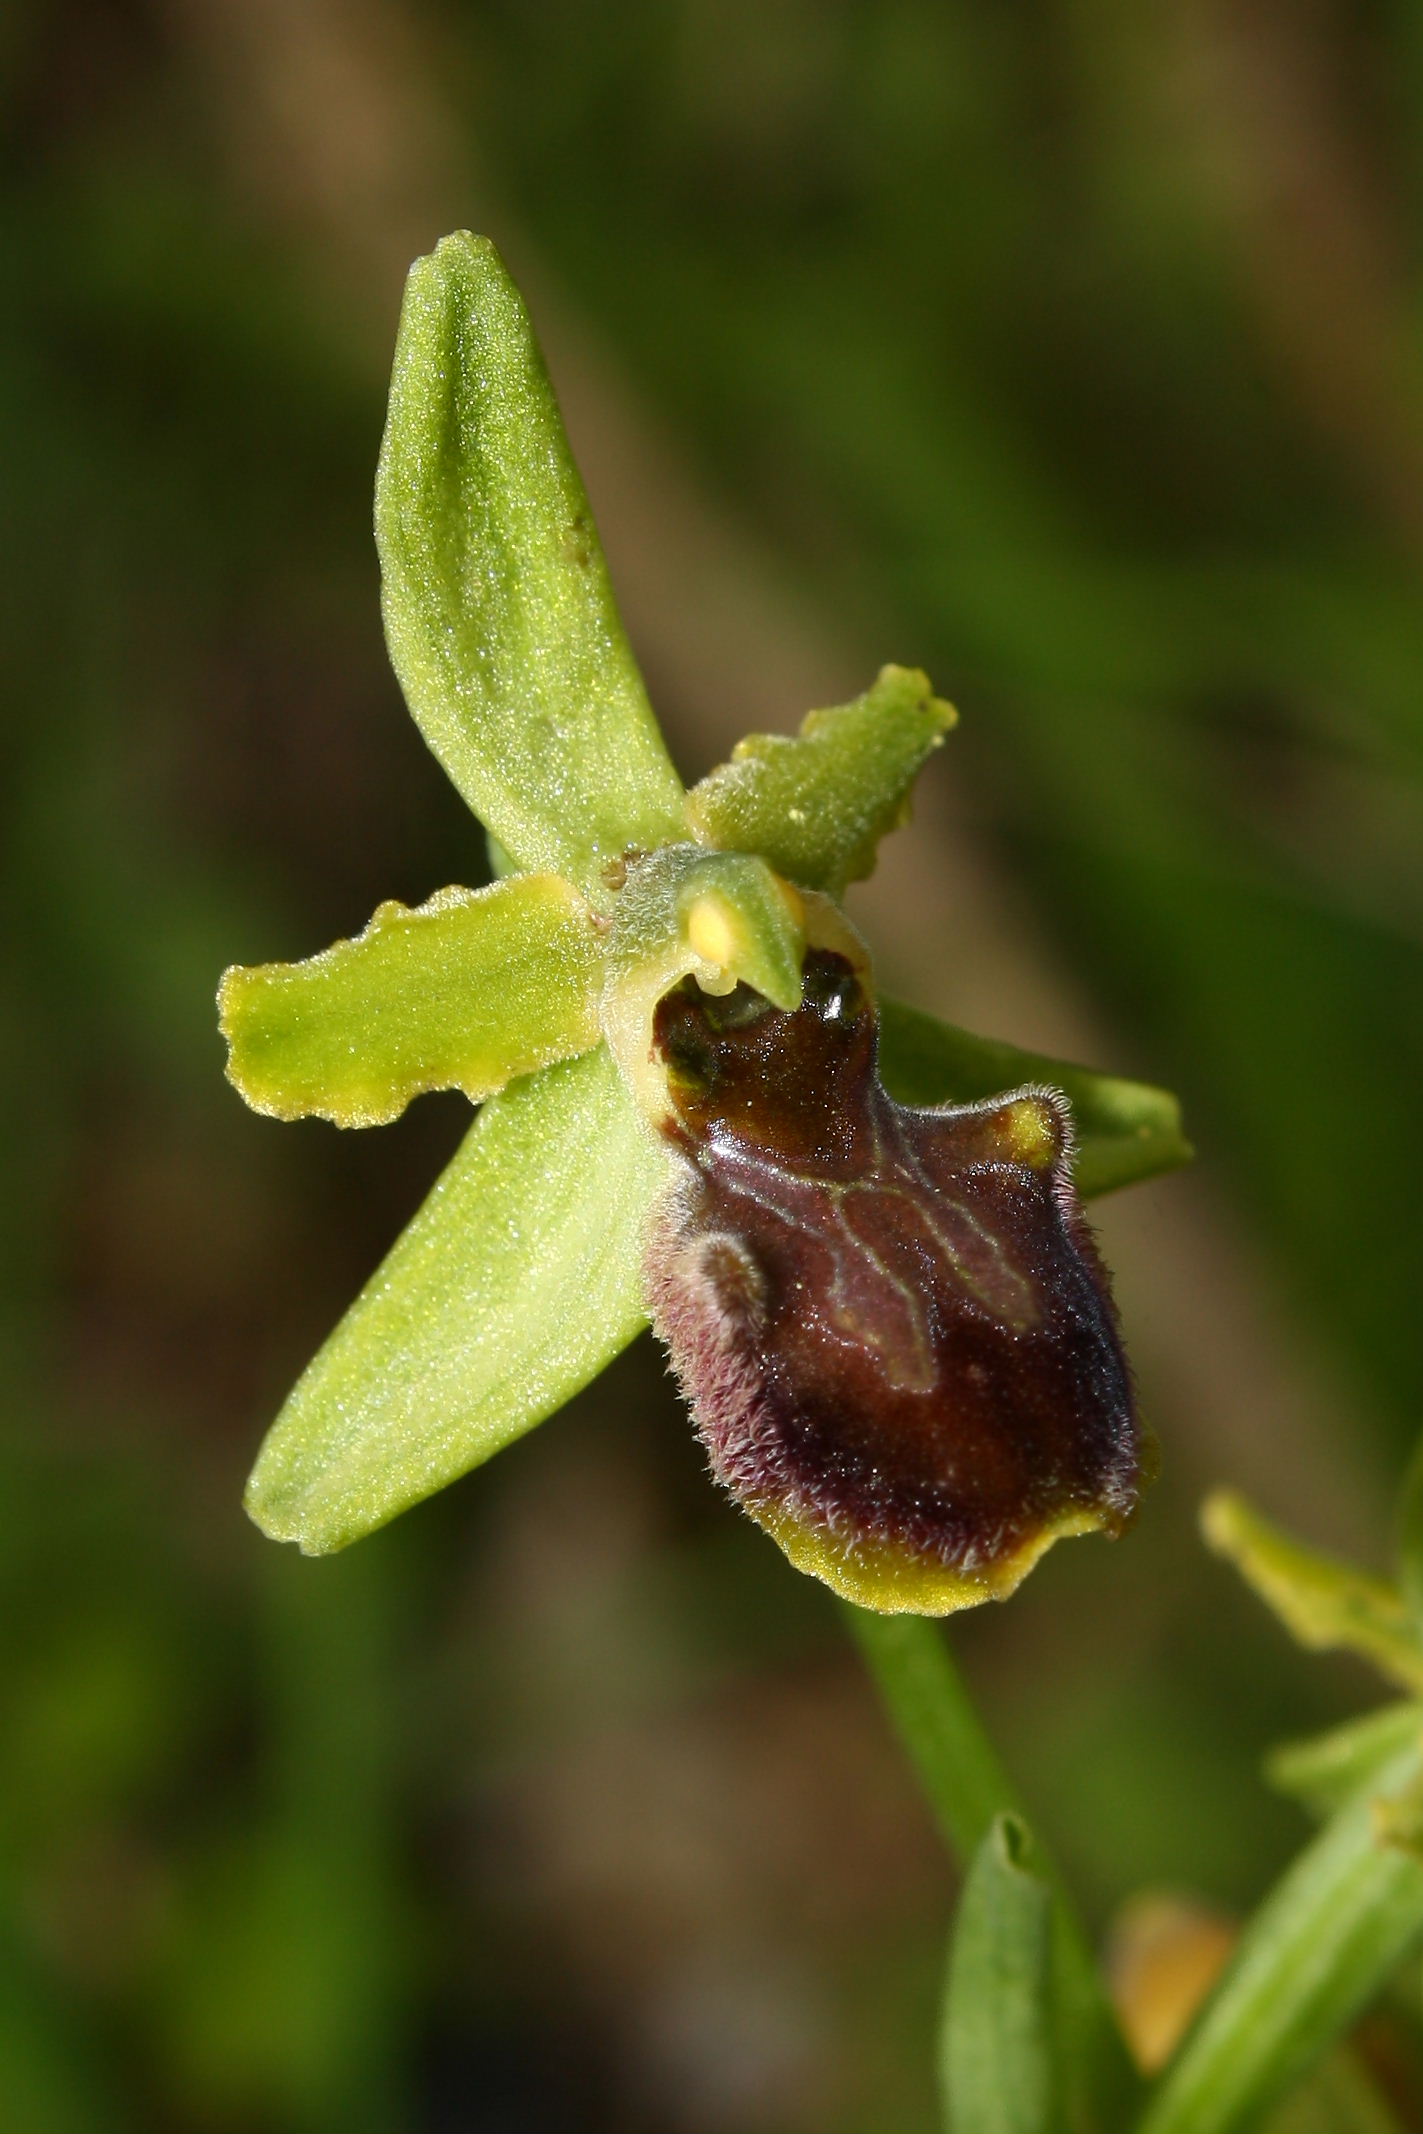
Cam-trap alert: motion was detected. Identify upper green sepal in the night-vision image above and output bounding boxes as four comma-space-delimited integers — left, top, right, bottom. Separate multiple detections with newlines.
245, 1045, 672, 1553
685, 664, 955, 896
376, 232, 686, 892
219, 875, 603, 1127
878, 997, 1191, 1198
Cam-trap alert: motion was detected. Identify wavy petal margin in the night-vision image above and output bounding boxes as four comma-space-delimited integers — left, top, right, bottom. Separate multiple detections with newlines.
686, 664, 954, 897
220, 876, 603, 1127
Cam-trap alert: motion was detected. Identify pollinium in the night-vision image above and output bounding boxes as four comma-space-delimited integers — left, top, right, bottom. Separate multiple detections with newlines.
645, 950, 1142, 1613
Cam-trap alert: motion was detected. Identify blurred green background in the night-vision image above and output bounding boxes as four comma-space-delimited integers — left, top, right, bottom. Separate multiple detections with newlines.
6, 2, 1423, 2128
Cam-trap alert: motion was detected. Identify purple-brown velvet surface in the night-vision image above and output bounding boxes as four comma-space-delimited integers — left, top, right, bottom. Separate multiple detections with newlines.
645, 951, 1141, 1589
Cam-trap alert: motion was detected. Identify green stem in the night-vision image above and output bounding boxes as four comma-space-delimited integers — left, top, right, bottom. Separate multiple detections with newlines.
843, 1607, 1016, 1858
845, 1607, 1141, 2132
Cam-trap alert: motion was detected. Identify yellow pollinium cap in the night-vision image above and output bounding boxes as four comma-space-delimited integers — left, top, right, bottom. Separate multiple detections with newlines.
682, 872, 805, 1005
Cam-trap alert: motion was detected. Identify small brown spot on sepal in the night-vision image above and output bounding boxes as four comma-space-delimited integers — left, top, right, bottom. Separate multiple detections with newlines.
645, 951, 1144, 1614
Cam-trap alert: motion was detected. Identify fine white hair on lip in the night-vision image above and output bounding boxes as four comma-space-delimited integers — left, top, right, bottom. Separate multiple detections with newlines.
640, 943, 1139, 1611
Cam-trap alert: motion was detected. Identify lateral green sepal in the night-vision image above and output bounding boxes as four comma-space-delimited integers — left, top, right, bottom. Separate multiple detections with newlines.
376, 232, 686, 892
245, 1045, 673, 1553
686, 664, 954, 896
219, 876, 604, 1127
878, 997, 1191, 1198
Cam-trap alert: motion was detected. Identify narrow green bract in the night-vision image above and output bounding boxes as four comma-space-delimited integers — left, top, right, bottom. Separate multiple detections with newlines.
245, 1046, 672, 1554
686, 663, 955, 897
219, 876, 603, 1126
376, 232, 686, 893
878, 997, 1191, 1198
1140, 1736, 1423, 2134
1267, 1704, 1423, 1819
1202, 1491, 1423, 1695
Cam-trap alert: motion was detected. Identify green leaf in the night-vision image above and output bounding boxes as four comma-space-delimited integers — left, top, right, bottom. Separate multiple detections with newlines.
219, 877, 604, 1127
375, 232, 686, 893
1138, 1732, 1423, 2134
245, 1045, 672, 1553
878, 998, 1191, 1198
847, 1612, 1141, 2134
1267, 1704, 1423, 1819
1202, 1491, 1423, 1694
686, 664, 955, 896
940, 1813, 1061, 2134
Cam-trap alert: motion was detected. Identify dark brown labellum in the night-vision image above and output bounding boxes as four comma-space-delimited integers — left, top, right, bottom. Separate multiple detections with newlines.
644, 950, 1142, 1612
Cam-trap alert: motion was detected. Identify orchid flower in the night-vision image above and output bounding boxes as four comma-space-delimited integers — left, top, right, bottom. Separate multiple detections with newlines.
218, 234, 1188, 1613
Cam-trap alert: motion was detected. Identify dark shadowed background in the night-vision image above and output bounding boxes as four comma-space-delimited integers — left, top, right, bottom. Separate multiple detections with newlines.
5, 3, 1423, 2128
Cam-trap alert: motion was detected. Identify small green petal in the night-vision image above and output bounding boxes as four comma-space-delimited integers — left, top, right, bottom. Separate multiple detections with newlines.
245, 1045, 672, 1554
218, 876, 603, 1128
376, 232, 686, 893
685, 664, 955, 896
878, 997, 1191, 1198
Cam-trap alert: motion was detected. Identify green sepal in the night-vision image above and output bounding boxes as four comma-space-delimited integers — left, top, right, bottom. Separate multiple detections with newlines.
686, 664, 954, 897
1267, 1704, 1423, 1819
219, 877, 604, 1128
376, 232, 686, 894
1139, 1730, 1423, 2134
245, 1045, 672, 1554
878, 998, 1191, 1198
940, 1813, 1063, 2134
1202, 1491, 1423, 1695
